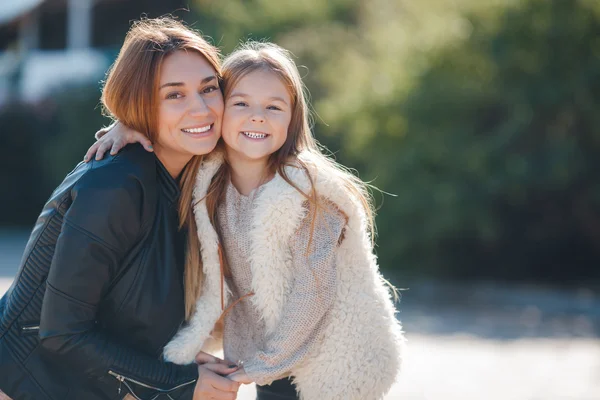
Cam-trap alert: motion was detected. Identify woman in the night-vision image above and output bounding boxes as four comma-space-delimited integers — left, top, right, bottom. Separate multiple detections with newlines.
0, 18, 240, 400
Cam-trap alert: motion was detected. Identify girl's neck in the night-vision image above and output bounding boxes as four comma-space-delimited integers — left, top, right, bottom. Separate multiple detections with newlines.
227, 153, 273, 196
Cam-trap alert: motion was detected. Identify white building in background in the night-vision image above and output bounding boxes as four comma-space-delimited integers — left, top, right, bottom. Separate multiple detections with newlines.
0, 0, 115, 106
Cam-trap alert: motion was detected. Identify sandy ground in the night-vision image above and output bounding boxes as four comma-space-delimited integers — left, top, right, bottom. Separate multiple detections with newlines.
1, 230, 599, 400
2, 275, 598, 400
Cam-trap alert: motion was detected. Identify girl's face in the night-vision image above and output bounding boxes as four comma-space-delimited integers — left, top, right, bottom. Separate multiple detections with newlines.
221, 69, 292, 164
155, 50, 224, 174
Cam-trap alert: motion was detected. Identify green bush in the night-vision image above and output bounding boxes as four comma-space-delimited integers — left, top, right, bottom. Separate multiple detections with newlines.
0, 85, 110, 226
0, 105, 50, 226
40, 85, 111, 187
363, 0, 600, 282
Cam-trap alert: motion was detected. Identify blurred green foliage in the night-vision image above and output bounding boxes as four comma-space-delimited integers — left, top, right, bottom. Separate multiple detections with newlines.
3, 0, 600, 282
0, 85, 111, 226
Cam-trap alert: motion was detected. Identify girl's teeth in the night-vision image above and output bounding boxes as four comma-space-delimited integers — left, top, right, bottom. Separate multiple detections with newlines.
183, 125, 211, 133
243, 132, 267, 139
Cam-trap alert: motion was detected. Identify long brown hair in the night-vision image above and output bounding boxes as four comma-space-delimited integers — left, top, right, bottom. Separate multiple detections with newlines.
206, 42, 376, 259
101, 17, 222, 319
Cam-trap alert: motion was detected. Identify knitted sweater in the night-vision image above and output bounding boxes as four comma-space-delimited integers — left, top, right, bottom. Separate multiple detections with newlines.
219, 181, 344, 385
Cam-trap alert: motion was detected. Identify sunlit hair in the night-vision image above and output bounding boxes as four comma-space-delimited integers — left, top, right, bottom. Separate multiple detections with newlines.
101, 17, 222, 319
205, 41, 376, 263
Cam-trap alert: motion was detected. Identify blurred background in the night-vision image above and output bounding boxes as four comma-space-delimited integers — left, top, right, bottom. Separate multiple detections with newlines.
0, 0, 599, 399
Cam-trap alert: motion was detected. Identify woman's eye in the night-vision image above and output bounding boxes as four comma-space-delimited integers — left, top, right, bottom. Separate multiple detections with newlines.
203, 86, 218, 93
166, 92, 183, 100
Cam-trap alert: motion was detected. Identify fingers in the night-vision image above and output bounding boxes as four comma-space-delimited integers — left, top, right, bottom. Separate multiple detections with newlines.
140, 137, 154, 152
83, 139, 118, 162
94, 127, 109, 141
84, 141, 101, 162
85, 121, 152, 162
95, 140, 113, 161
227, 373, 248, 384
96, 121, 118, 140
125, 130, 153, 153
195, 351, 228, 365
226, 368, 252, 385
110, 140, 126, 156
194, 365, 241, 400
202, 362, 239, 377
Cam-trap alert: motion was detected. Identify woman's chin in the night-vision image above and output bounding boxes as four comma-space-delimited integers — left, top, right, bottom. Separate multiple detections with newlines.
182, 137, 221, 156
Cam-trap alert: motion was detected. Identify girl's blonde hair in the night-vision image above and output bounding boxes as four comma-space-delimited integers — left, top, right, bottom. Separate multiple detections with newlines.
205, 42, 376, 260
101, 17, 222, 319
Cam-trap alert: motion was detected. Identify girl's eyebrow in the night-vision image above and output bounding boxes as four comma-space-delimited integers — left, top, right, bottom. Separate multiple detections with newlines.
159, 75, 217, 90
230, 91, 289, 104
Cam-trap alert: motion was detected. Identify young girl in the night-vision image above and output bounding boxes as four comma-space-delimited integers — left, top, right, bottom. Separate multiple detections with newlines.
90, 42, 404, 400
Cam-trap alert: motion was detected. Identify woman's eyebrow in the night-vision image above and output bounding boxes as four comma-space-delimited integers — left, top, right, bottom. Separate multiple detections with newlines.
160, 75, 217, 90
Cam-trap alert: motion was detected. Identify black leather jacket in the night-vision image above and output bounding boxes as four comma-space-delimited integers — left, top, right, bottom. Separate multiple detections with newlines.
0, 145, 198, 400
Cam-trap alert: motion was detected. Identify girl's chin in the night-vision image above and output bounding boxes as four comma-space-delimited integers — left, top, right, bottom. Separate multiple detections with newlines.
226, 147, 271, 163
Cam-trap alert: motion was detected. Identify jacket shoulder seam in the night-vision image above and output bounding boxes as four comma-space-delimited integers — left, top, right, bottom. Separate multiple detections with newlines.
62, 217, 120, 254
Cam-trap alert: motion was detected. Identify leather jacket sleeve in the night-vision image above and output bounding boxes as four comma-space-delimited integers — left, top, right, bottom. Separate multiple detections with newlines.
38, 161, 198, 395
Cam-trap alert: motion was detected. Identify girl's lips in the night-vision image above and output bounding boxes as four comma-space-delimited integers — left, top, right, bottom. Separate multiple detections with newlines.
241, 131, 269, 140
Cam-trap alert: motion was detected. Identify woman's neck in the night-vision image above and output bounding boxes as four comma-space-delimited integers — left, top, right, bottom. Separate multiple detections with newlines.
227, 152, 273, 196
153, 145, 191, 179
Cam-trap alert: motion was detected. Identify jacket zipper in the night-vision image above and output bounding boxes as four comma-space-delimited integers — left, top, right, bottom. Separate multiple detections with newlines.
108, 370, 196, 395
21, 325, 40, 332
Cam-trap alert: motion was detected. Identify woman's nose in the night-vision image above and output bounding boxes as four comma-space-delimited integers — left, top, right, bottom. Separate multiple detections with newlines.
189, 95, 210, 116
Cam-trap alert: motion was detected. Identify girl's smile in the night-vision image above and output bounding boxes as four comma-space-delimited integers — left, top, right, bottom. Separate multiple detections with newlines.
241, 131, 269, 140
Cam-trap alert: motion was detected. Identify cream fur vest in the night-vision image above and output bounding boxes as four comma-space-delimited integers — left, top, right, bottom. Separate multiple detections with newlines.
163, 152, 404, 400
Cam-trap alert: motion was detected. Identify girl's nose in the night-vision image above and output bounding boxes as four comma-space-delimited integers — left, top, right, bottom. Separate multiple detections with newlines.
251, 114, 265, 123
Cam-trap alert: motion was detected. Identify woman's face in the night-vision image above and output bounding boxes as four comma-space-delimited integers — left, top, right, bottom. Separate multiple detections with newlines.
154, 50, 224, 175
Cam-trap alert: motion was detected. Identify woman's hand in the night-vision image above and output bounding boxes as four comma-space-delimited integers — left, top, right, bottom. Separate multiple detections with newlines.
193, 363, 241, 400
84, 121, 153, 162
227, 367, 253, 385
195, 351, 235, 366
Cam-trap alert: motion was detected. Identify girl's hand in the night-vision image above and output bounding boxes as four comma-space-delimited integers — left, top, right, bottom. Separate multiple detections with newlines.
84, 121, 153, 162
195, 351, 237, 369
227, 367, 253, 385
193, 363, 241, 400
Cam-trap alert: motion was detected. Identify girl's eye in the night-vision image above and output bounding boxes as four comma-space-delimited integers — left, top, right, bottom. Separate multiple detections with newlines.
233, 101, 248, 107
203, 86, 219, 94
166, 92, 183, 100
267, 105, 282, 111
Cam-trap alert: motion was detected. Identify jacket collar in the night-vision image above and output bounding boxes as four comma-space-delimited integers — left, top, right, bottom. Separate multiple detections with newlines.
155, 157, 180, 204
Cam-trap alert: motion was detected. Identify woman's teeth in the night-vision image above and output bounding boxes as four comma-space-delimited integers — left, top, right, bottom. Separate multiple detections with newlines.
243, 132, 268, 139
182, 125, 211, 133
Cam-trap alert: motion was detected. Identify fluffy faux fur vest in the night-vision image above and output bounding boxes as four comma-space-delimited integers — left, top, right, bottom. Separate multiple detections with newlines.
163, 151, 405, 400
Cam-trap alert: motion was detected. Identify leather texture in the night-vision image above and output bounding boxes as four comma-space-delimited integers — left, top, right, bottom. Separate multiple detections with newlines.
0, 145, 197, 400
